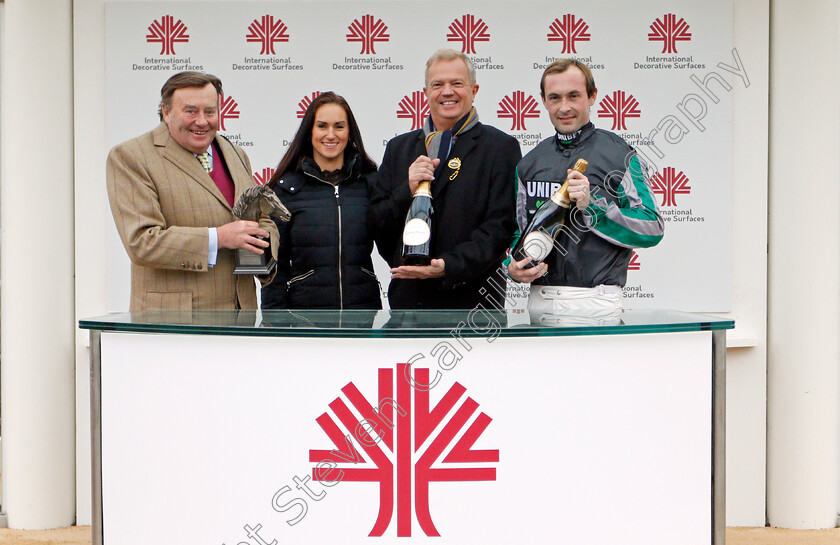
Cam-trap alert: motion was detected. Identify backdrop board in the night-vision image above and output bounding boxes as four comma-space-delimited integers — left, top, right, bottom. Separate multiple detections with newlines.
105, 0, 735, 311
82, 309, 732, 545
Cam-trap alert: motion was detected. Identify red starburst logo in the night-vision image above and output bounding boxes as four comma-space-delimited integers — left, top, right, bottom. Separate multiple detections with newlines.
547, 14, 590, 54
446, 14, 490, 55
253, 167, 274, 186
297, 92, 323, 119
219, 94, 240, 132
648, 14, 691, 54
246, 15, 289, 55
651, 167, 691, 207
497, 91, 541, 131
309, 363, 498, 537
146, 15, 189, 55
597, 90, 641, 131
396, 91, 430, 131
628, 251, 641, 271
346, 14, 390, 55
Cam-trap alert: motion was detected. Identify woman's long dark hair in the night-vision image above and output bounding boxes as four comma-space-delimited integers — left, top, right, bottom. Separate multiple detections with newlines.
268, 92, 377, 187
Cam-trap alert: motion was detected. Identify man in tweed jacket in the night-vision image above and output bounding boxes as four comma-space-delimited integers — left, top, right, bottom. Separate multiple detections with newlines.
106, 71, 278, 311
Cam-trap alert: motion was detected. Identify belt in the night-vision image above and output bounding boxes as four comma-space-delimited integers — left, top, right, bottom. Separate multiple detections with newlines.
535, 284, 623, 297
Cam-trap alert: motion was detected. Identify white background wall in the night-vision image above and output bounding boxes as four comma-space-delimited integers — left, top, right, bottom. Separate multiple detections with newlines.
64, 0, 769, 527
1, 0, 76, 530
767, 0, 840, 529
724, 0, 768, 526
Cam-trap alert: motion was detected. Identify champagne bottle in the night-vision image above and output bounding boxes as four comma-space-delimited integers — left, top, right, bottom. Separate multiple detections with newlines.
401, 180, 434, 265
511, 158, 588, 266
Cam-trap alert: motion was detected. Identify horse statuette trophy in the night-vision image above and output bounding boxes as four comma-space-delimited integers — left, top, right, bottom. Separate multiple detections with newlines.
231, 185, 291, 275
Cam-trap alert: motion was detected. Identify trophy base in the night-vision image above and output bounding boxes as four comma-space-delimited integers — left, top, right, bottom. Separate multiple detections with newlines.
233, 255, 276, 275
233, 236, 276, 275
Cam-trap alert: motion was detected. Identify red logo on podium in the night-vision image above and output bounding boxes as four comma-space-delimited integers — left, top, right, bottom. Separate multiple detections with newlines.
310, 364, 498, 537
648, 14, 692, 54
628, 251, 641, 271
547, 14, 590, 54
146, 15, 189, 55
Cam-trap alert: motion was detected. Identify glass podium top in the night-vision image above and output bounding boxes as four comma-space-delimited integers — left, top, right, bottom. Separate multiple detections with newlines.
80, 309, 733, 339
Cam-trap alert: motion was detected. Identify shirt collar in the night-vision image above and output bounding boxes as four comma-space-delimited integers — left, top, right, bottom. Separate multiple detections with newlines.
195, 142, 214, 160
555, 122, 594, 148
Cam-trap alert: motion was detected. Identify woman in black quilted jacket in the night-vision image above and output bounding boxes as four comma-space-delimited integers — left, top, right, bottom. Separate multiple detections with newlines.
261, 92, 382, 310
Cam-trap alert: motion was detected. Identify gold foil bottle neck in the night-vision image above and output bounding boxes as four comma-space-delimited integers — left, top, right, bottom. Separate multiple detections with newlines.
551, 158, 589, 207
415, 180, 432, 197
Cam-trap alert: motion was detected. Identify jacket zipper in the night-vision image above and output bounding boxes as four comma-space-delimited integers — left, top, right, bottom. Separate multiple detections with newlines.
287, 269, 315, 287
335, 184, 343, 310
303, 171, 344, 310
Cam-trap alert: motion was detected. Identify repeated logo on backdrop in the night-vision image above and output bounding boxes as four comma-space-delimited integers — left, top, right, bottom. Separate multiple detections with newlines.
297, 92, 323, 119
246, 15, 289, 55
134, 15, 202, 71
220, 93, 255, 147
634, 13, 704, 71
146, 15, 189, 55
236, 15, 303, 72
333, 14, 403, 72
532, 14, 604, 72
496, 91, 541, 131
623, 250, 655, 300
108, 1, 733, 313
309, 364, 498, 537
651, 167, 691, 207
648, 14, 692, 54
396, 91, 429, 131
547, 14, 590, 54
445, 15, 504, 69
219, 94, 240, 131
597, 91, 642, 131
650, 167, 705, 224
253, 168, 274, 186
447, 14, 490, 55
347, 14, 390, 55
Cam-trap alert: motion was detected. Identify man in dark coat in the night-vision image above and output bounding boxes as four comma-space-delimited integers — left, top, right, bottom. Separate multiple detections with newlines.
370, 49, 521, 310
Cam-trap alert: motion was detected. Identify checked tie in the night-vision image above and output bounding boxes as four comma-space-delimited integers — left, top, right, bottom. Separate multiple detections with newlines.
197, 151, 213, 173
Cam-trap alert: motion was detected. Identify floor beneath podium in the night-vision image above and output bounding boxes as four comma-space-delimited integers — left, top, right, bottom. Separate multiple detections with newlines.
0, 526, 839, 544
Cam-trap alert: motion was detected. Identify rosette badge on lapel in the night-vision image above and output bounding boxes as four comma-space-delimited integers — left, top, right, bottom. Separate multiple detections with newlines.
448, 157, 461, 180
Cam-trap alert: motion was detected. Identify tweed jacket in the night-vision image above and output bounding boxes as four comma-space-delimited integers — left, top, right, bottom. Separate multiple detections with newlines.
106, 122, 279, 311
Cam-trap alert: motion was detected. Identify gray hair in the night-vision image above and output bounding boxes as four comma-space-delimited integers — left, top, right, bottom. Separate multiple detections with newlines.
425, 48, 476, 86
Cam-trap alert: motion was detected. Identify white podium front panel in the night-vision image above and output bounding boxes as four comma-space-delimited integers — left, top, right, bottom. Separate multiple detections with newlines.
98, 330, 712, 545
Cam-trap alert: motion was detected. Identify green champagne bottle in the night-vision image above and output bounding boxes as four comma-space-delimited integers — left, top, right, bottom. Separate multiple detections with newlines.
511, 158, 588, 266
401, 181, 434, 265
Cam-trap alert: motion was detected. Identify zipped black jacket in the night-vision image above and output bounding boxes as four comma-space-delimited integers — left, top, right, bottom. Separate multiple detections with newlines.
261, 156, 382, 310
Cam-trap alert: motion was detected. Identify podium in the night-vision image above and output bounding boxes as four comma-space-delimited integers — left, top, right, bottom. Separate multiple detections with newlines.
80, 309, 732, 545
